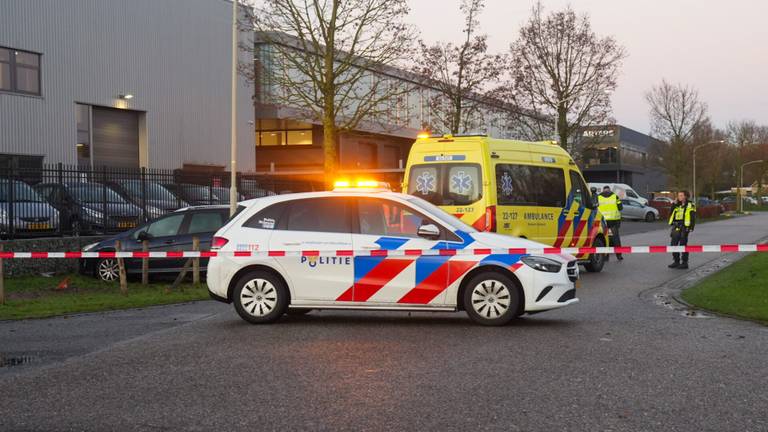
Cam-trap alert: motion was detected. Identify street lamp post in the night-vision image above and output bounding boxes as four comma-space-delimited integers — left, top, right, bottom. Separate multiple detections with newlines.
738, 159, 764, 213
692, 140, 724, 202
228, 0, 239, 216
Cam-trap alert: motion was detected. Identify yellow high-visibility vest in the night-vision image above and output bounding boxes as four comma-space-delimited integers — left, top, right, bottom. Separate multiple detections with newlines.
669, 202, 695, 227
598, 193, 621, 221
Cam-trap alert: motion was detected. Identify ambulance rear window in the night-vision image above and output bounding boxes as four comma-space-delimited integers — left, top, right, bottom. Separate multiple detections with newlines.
407, 163, 482, 206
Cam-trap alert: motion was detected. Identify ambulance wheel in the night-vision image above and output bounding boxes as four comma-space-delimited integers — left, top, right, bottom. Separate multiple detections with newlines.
463, 272, 520, 326
584, 236, 607, 273
286, 308, 312, 316
233, 270, 289, 324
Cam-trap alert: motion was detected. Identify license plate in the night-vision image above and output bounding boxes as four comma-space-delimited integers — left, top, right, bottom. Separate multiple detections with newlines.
27, 223, 50, 230
118, 221, 136, 228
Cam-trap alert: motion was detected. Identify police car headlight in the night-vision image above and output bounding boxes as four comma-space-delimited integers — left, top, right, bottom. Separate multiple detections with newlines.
521, 256, 562, 273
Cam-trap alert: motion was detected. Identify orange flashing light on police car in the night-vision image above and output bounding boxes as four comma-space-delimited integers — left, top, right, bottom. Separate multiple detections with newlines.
333, 179, 390, 191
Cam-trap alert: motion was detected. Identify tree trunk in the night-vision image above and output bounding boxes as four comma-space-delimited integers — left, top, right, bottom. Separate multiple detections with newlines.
557, 105, 568, 150
322, 1, 339, 189
322, 118, 338, 188
451, 92, 462, 135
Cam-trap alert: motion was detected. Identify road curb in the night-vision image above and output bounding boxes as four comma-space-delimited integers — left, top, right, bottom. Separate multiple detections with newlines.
640, 234, 768, 323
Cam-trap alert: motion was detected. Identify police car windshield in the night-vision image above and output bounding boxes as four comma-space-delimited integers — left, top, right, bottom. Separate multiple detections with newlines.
404, 195, 477, 233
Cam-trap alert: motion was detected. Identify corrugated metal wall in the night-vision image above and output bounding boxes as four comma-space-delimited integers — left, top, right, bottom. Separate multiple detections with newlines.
0, 0, 255, 170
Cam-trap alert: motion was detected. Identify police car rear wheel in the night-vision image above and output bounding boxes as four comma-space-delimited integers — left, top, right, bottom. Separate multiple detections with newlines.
463, 272, 520, 326
233, 271, 288, 324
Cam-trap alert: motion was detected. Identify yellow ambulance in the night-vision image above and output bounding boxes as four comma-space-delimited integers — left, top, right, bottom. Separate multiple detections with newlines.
403, 134, 608, 272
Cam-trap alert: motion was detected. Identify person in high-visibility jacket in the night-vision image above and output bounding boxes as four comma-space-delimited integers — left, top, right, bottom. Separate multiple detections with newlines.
597, 185, 624, 260
668, 190, 696, 269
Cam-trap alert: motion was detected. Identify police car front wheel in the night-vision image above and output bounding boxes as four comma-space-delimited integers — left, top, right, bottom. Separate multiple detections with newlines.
463, 272, 521, 326
233, 271, 289, 324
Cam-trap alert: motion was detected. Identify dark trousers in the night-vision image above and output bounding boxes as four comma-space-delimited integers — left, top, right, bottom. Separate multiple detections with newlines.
670, 226, 690, 263
606, 220, 622, 257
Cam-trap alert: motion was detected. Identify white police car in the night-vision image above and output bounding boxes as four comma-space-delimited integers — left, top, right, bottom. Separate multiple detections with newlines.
207, 182, 579, 326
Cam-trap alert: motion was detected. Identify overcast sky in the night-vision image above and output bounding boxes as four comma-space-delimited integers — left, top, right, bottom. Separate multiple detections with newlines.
407, 0, 768, 134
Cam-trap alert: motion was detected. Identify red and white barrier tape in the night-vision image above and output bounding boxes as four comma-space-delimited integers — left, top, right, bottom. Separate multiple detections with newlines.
0, 244, 766, 259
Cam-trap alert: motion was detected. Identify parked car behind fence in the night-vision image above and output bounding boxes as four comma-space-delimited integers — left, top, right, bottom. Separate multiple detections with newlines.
34, 182, 143, 235
1, 179, 60, 238
0, 163, 322, 239
80, 205, 234, 281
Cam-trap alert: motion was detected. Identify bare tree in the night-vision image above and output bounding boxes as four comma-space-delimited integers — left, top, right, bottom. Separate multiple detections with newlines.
645, 80, 708, 189
727, 120, 768, 196
647, 80, 708, 144
690, 120, 730, 198
242, 0, 415, 184
414, 0, 505, 135
502, 2, 626, 150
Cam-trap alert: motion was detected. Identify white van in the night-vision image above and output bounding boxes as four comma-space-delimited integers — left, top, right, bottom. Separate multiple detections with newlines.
588, 183, 647, 205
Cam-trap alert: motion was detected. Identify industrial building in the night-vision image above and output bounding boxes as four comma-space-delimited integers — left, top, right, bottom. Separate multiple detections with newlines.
576, 125, 667, 194
2, 0, 544, 181
1, 0, 255, 172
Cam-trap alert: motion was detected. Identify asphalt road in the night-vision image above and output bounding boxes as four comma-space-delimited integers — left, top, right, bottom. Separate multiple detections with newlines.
1, 214, 767, 431
620, 219, 664, 236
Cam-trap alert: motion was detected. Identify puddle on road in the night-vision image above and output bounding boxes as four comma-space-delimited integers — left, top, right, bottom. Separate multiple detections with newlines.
0, 353, 39, 368
653, 293, 710, 319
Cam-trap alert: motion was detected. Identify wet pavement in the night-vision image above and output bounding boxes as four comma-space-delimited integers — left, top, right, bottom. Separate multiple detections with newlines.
1, 214, 767, 431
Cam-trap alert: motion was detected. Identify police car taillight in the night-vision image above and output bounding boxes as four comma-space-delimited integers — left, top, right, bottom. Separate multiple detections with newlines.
211, 236, 229, 250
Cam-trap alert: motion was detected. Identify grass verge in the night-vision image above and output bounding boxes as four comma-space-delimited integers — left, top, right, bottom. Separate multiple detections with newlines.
743, 203, 768, 212
682, 252, 768, 324
0, 274, 209, 320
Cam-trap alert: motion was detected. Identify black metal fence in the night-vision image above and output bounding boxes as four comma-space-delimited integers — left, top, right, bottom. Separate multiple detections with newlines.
0, 163, 322, 239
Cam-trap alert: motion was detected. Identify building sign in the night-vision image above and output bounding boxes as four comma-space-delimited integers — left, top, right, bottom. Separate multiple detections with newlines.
582, 129, 615, 138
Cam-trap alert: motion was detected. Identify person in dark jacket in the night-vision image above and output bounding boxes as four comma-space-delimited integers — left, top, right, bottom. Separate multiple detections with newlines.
668, 190, 696, 269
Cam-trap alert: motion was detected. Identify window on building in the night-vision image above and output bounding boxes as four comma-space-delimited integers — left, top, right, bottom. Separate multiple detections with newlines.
0, 49, 10, 91
0, 47, 41, 95
76, 104, 91, 168
286, 130, 312, 145
256, 120, 313, 146
357, 142, 377, 169
259, 131, 283, 146
380, 145, 400, 169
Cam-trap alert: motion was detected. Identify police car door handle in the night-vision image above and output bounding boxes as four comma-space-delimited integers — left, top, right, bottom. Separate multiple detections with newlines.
361, 245, 379, 249
282, 241, 301, 246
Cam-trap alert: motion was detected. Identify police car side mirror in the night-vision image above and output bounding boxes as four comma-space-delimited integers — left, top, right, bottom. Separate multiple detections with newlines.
417, 224, 440, 240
